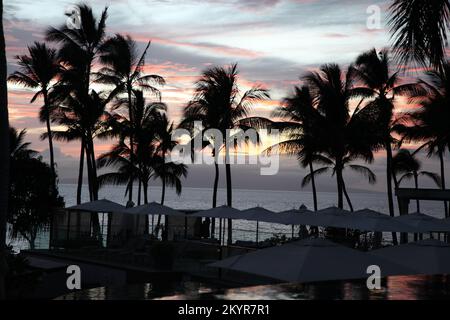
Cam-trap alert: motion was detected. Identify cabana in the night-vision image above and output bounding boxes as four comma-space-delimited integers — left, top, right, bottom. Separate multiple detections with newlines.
119, 202, 186, 240
209, 237, 413, 283
51, 199, 126, 248
192, 206, 243, 244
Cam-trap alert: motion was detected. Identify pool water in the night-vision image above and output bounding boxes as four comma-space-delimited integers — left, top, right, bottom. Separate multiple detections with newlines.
57, 275, 450, 300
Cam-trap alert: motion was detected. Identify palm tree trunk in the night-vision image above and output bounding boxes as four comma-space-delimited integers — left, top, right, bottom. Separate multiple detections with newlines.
84, 142, 94, 201
211, 159, 219, 237
335, 159, 344, 209
414, 171, 420, 212
127, 86, 134, 204
137, 178, 142, 206
342, 179, 354, 212
143, 181, 149, 234
309, 161, 318, 211
225, 147, 233, 245
155, 179, 166, 239
84, 134, 101, 242
0, 1, 10, 298
161, 179, 166, 205
43, 90, 56, 189
87, 135, 98, 201
438, 148, 448, 218
76, 140, 85, 205
385, 140, 398, 245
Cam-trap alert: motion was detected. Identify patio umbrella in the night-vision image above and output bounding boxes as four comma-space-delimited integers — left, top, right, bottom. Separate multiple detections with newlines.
209, 237, 413, 283
313, 207, 354, 228
191, 205, 242, 219
67, 199, 125, 213
393, 213, 450, 233
351, 209, 418, 233
241, 207, 276, 222
240, 207, 277, 243
370, 239, 450, 275
121, 202, 184, 216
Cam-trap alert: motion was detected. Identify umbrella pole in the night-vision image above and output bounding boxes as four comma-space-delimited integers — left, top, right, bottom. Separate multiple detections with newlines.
151, 215, 154, 235
219, 218, 222, 245
222, 219, 226, 246
291, 225, 294, 239
256, 221, 259, 246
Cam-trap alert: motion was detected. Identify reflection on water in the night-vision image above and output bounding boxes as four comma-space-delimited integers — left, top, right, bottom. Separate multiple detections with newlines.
58, 275, 450, 300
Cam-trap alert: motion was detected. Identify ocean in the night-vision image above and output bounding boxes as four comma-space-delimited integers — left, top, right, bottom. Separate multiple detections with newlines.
8, 183, 448, 250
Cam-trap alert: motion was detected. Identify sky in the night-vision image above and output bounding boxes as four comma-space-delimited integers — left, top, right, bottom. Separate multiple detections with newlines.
4, 0, 447, 194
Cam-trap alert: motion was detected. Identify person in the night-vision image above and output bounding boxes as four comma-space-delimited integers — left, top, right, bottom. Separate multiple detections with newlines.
202, 218, 211, 239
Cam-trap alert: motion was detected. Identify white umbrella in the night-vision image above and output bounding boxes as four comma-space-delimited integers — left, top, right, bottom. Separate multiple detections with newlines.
393, 213, 450, 233
370, 239, 450, 275
121, 202, 184, 216
209, 237, 413, 283
67, 199, 125, 213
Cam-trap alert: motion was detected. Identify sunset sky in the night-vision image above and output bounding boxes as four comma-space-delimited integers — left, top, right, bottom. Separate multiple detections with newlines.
4, 0, 444, 193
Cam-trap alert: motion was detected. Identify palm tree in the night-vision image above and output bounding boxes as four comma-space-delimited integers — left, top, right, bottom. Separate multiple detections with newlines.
8, 42, 61, 188
396, 62, 450, 217
265, 86, 322, 211
9, 128, 38, 160
302, 155, 376, 212
0, 0, 10, 299
393, 149, 441, 212
152, 114, 187, 236
46, 3, 108, 201
388, 0, 450, 71
352, 48, 424, 242
181, 63, 270, 244
50, 89, 113, 203
96, 34, 165, 203
303, 64, 384, 209
153, 158, 188, 237
97, 90, 166, 203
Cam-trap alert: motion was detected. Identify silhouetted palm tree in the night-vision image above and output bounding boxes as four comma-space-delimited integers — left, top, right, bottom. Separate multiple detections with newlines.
393, 149, 441, 212
397, 62, 450, 217
182, 63, 270, 244
352, 48, 424, 243
50, 90, 113, 202
302, 155, 376, 212
97, 90, 166, 203
46, 3, 108, 201
96, 34, 165, 202
303, 64, 383, 209
388, 0, 450, 71
8, 42, 61, 188
266, 86, 322, 211
153, 158, 187, 237
0, 0, 9, 299
151, 113, 187, 235
9, 128, 38, 160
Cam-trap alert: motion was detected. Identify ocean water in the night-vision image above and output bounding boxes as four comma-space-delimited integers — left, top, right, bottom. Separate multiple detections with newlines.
9, 183, 448, 250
